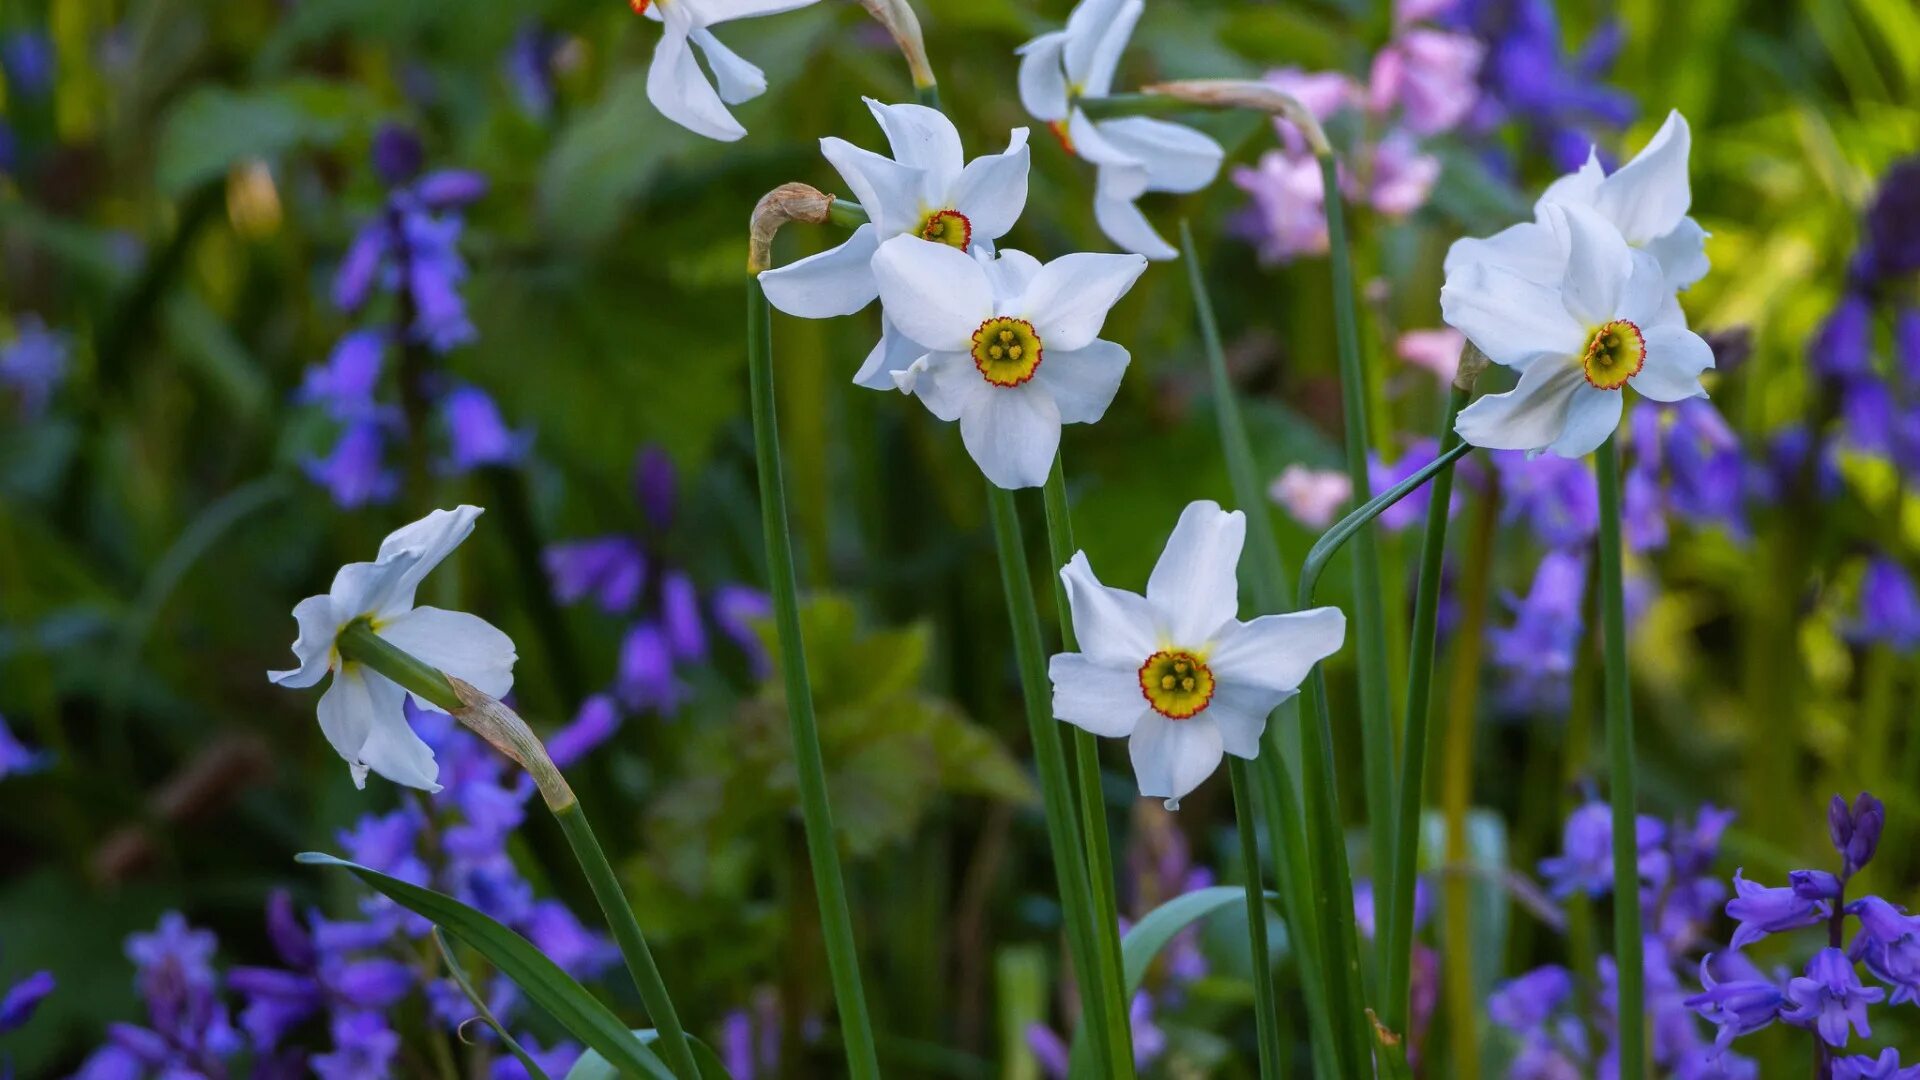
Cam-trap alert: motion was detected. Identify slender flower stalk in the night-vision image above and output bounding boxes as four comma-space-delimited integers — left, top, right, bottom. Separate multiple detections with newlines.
745, 255, 883, 1080
988, 483, 1125, 1079
1228, 754, 1285, 1080
330, 622, 702, 1080
1040, 458, 1136, 1071
1594, 432, 1644, 1078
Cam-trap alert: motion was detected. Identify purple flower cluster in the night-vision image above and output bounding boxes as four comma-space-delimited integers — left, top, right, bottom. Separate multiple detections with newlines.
1444, 0, 1635, 171
0, 714, 48, 778
545, 446, 772, 717
299, 124, 527, 507
76, 710, 624, 1076
1681, 793, 1920, 1075
0, 315, 68, 420
1492, 803, 1754, 1078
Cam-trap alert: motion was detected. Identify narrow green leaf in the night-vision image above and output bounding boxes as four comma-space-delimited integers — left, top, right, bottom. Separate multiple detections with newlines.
296, 853, 672, 1079
564, 1031, 733, 1080
433, 928, 553, 1080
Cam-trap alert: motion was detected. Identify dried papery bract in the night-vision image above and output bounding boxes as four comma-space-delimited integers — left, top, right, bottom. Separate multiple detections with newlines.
857, 0, 935, 94
446, 676, 575, 811
1454, 340, 1492, 394
748, 182, 835, 274
1145, 79, 1333, 158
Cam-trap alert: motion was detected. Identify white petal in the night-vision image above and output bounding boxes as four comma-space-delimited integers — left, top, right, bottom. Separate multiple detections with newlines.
376, 607, 518, 709
1442, 220, 1564, 286
821, 138, 925, 236
872, 235, 994, 353
758, 223, 880, 319
945, 130, 1030, 244
1017, 251, 1149, 352
1615, 249, 1670, 328
1035, 339, 1128, 424
1075, 0, 1142, 98
1441, 261, 1585, 371
1453, 357, 1587, 452
865, 98, 964, 182
981, 248, 1043, 304
369, 505, 483, 618
1207, 607, 1347, 694
1535, 148, 1604, 213
894, 350, 986, 421
1207, 682, 1292, 758
271, 594, 341, 688
1553, 203, 1633, 328
1146, 501, 1244, 646
1049, 653, 1148, 737
1128, 710, 1223, 806
1068, 111, 1145, 172
1645, 216, 1710, 292
1543, 386, 1623, 458
319, 668, 439, 791
958, 385, 1061, 489
1591, 110, 1692, 247
1060, 551, 1160, 667
647, 17, 745, 142
1015, 31, 1071, 122
1093, 189, 1177, 261
1085, 118, 1223, 194
1631, 326, 1714, 402
852, 315, 925, 389
689, 28, 765, 104
697, 0, 821, 22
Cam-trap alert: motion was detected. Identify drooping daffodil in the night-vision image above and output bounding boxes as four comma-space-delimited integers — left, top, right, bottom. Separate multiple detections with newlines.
1016, 0, 1224, 260
270, 506, 517, 791
1050, 501, 1346, 809
1445, 202, 1715, 458
871, 235, 1146, 489
758, 99, 1031, 389
636, 0, 822, 142
1446, 110, 1708, 309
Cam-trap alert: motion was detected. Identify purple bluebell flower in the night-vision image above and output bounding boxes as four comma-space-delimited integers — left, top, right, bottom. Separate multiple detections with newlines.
441, 384, 530, 471
660, 571, 708, 662
311, 1011, 401, 1080
1451, 0, 1633, 170
371, 124, 425, 187
1835, 1048, 1920, 1080
0, 315, 68, 418
332, 221, 388, 313
617, 621, 686, 715
505, 24, 566, 118
1841, 792, 1885, 876
0, 714, 48, 778
1488, 965, 1572, 1032
1813, 294, 1873, 381
299, 329, 387, 421
1492, 450, 1597, 547
547, 694, 624, 770
1683, 955, 1783, 1051
1489, 549, 1587, 710
0, 967, 53, 1033
1847, 896, 1920, 1002
1854, 157, 1920, 288
1537, 801, 1666, 900
719, 989, 783, 1080
712, 585, 774, 678
303, 421, 399, 508
1660, 401, 1750, 539
74, 913, 246, 1076
1791, 870, 1842, 902
401, 210, 478, 352
1855, 558, 1920, 653
414, 170, 489, 212
1761, 424, 1842, 502
1725, 868, 1827, 949
2, 31, 55, 99
1026, 1022, 1069, 1078
545, 537, 647, 614
493, 1034, 582, 1080
1781, 946, 1882, 1047
1896, 307, 1920, 384
635, 445, 678, 532
1842, 378, 1898, 456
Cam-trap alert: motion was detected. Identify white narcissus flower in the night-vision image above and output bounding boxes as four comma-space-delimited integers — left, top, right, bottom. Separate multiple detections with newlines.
1049, 501, 1346, 809
638, 0, 822, 142
1016, 0, 1224, 260
1445, 202, 1715, 458
871, 235, 1146, 489
758, 98, 1031, 389
1445, 110, 1709, 306
270, 506, 517, 792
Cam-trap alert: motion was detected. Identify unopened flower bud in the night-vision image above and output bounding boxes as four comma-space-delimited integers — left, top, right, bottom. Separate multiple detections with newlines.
1789, 869, 1842, 901
1829, 794, 1854, 854
1847, 792, 1885, 875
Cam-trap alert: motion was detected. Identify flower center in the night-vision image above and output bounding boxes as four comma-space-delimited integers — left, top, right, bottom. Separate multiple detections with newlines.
629, 0, 652, 13
971, 317, 1044, 387
1580, 319, 1646, 391
1137, 650, 1215, 720
918, 209, 972, 251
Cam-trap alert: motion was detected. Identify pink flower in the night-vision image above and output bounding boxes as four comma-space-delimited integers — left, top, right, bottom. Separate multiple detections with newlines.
1368, 28, 1483, 136
1369, 129, 1440, 216
1396, 328, 1466, 383
1269, 465, 1353, 528
1394, 0, 1456, 26
1232, 149, 1329, 265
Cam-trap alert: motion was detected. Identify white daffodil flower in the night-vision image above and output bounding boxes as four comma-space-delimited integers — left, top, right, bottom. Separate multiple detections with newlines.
758, 98, 1031, 389
1049, 501, 1346, 809
638, 0, 822, 142
1445, 202, 1715, 459
1445, 110, 1708, 306
270, 506, 517, 792
1016, 0, 1223, 260
871, 235, 1145, 489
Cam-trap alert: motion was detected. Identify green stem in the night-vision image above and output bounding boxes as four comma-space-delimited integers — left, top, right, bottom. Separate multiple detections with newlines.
1230, 757, 1286, 1080
334, 622, 701, 1080
748, 281, 883, 1080
1040, 459, 1136, 1074
1442, 487, 1498, 1080
986, 482, 1124, 1080
1381, 385, 1468, 1053
1594, 433, 1643, 1079
1319, 152, 1396, 979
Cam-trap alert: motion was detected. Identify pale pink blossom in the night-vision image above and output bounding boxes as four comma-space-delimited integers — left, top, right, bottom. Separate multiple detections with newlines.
1269, 465, 1353, 528
1369, 129, 1441, 216
1394, 0, 1455, 26
1232, 149, 1329, 265
1368, 28, 1482, 136
1397, 328, 1466, 384
1263, 67, 1361, 155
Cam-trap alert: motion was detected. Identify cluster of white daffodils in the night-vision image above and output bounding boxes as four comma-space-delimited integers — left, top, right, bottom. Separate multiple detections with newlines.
1443, 111, 1715, 458
638, 0, 822, 142
1016, 0, 1225, 260
271, 507, 516, 791
1050, 502, 1346, 808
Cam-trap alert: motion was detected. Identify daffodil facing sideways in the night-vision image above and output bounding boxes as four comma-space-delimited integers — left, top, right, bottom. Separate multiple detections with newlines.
1049, 501, 1346, 809
270, 506, 516, 791
1445, 109, 1709, 314
758, 99, 1031, 389
1016, 0, 1224, 260
633, 0, 821, 142
1445, 202, 1715, 458
871, 234, 1146, 489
